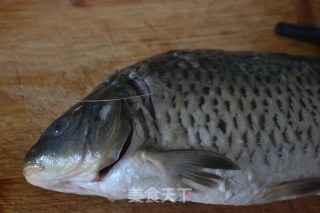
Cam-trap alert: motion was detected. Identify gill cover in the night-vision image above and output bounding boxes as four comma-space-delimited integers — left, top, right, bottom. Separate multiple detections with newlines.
84, 83, 132, 169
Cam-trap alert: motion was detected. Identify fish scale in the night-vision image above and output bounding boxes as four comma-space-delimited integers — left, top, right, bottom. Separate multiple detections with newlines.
129, 50, 320, 185
23, 50, 320, 205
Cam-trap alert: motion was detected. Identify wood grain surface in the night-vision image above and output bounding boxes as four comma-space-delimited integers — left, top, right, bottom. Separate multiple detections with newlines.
1, 0, 320, 212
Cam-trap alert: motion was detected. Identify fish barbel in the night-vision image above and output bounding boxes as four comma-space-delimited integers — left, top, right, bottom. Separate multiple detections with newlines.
23, 50, 320, 205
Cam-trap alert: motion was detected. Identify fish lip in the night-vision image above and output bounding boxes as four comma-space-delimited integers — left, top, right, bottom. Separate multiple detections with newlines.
22, 162, 45, 177
97, 119, 134, 181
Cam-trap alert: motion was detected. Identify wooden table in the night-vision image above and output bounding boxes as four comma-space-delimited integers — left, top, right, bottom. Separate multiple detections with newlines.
1, 0, 320, 212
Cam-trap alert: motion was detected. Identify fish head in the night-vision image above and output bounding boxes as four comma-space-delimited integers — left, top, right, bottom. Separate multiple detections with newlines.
22, 84, 132, 191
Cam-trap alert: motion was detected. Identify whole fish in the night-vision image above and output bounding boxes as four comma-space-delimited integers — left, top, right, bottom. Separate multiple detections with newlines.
23, 50, 320, 205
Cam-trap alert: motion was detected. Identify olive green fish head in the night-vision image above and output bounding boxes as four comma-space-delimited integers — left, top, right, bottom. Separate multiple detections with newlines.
23, 83, 132, 188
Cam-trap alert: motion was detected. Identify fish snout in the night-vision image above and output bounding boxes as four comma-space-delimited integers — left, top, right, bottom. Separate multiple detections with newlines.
22, 162, 45, 177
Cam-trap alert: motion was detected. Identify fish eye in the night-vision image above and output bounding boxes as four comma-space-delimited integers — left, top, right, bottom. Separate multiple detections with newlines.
50, 117, 69, 137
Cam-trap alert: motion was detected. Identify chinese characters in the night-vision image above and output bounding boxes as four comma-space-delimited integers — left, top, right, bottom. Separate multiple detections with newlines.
128, 187, 192, 203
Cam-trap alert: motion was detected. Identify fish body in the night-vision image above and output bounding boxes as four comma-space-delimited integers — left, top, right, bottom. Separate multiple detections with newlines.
23, 50, 320, 205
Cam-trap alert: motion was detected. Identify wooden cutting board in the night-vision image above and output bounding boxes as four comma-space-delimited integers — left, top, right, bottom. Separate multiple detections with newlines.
0, 0, 320, 212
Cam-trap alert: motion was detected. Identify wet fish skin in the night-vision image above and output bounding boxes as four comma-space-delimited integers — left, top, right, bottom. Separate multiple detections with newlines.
23, 50, 320, 205
123, 50, 320, 203
129, 50, 320, 162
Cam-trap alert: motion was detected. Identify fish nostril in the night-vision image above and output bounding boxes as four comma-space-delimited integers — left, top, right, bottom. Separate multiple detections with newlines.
22, 162, 45, 177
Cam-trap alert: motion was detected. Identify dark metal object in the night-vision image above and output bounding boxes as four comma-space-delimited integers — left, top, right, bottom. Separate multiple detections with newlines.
275, 22, 320, 45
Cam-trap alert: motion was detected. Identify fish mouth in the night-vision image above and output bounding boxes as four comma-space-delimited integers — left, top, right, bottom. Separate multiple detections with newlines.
22, 162, 45, 177
97, 120, 133, 181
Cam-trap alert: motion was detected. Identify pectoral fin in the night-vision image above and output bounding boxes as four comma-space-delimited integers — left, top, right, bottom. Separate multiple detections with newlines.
139, 148, 240, 188
264, 178, 320, 200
